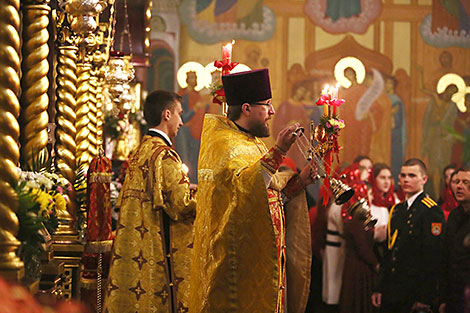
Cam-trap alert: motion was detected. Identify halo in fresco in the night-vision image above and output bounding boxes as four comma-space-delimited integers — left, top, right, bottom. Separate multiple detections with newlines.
334, 56, 366, 88
176, 61, 209, 91
179, 0, 276, 44
304, 0, 382, 34
177, 61, 251, 90
437, 73, 469, 112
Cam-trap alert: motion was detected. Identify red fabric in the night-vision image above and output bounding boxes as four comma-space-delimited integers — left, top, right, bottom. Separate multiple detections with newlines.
86, 155, 113, 242
339, 163, 362, 185
439, 186, 458, 221
280, 157, 297, 172
82, 154, 113, 280
369, 171, 396, 208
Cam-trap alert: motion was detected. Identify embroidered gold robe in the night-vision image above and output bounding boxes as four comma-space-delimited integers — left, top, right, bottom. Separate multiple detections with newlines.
190, 114, 311, 313
104, 135, 196, 313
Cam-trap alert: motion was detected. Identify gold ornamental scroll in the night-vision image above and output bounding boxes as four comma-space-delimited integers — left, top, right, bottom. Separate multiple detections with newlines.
88, 74, 99, 156
95, 74, 104, 147
20, 3, 50, 167
75, 63, 94, 168
0, 0, 24, 279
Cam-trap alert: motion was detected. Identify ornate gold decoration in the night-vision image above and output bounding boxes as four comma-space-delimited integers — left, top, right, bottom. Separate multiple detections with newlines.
20, 3, 51, 167
55, 45, 78, 184
95, 72, 105, 147
0, 0, 24, 277
64, 0, 107, 34
88, 73, 99, 157
76, 63, 93, 167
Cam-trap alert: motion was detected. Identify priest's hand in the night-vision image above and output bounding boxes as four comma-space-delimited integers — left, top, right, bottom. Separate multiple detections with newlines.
299, 160, 318, 186
276, 123, 300, 153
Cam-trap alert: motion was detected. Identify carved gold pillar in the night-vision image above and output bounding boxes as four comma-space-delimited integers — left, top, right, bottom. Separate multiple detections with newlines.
75, 63, 93, 167
20, 1, 50, 166
55, 45, 77, 184
0, 0, 24, 279
55, 45, 78, 236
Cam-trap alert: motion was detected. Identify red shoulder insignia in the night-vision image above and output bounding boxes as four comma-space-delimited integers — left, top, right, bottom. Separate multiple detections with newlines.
431, 223, 442, 236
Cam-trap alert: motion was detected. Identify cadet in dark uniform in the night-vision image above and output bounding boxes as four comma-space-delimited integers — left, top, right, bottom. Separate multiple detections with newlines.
439, 167, 470, 313
372, 158, 445, 313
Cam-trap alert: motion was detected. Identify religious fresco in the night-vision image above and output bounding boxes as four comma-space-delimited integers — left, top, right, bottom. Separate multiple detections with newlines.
179, 0, 276, 44
304, 0, 382, 34
420, 0, 470, 48
273, 36, 414, 185
174, 66, 221, 182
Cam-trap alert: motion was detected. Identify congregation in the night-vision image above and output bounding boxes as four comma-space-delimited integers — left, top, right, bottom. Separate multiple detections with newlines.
104, 69, 470, 313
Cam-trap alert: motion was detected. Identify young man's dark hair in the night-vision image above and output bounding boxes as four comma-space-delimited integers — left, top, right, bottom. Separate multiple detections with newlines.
143, 90, 182, 127
402, 158, 427, 175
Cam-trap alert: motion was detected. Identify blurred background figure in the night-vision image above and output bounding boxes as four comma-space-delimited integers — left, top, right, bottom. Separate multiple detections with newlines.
438, 164, 459, 221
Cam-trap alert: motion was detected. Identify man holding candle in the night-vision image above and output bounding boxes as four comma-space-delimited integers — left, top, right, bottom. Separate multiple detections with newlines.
104, 91, 197, 313
190, 69, 317, 313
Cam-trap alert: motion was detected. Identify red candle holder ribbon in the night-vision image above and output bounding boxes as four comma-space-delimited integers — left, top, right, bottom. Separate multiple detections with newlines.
214, 60, 239, 75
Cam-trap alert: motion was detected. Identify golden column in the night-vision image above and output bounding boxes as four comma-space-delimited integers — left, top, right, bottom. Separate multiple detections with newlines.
75, 63, 94, 167
55, 45, 78, 185
19, 1, 50, 166
0, 0, 24, 279
54, 11, 79, 235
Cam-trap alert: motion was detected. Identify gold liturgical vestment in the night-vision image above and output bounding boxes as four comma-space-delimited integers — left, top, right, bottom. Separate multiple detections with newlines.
190, 114, 312, 313
104, 135, 196, 313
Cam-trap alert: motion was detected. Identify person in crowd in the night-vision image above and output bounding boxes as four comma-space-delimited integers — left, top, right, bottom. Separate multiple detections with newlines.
440, 166, 470, 313
190, 69, 316, 313
322, 162, 367, 311
438, 164, 459, 221
339, 179, 379, 313
372, 158, 445, 313
354, 155, 373, 182
369, 163, 397, 243
104, 91, 197, 313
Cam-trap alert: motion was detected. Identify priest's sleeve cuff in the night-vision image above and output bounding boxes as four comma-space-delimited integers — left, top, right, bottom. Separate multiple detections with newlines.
283, 174, 305, 199
260, 146, 285, 175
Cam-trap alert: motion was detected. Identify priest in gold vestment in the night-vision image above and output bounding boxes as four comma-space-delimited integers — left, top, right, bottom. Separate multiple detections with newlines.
104, 91, 196, 313
190, 69, 314, 313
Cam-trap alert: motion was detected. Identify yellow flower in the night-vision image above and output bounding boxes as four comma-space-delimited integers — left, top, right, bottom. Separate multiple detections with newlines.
54, 193, 67, 212
31, 189, 53, 217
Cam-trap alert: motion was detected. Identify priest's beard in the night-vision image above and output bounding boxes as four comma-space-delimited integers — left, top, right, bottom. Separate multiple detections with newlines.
249, 120, 270, 138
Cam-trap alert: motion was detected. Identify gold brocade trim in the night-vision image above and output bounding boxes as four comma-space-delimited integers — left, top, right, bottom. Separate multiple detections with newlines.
85, 240, 113, 253
88, 172, 112, 183
198, 169, 214, 182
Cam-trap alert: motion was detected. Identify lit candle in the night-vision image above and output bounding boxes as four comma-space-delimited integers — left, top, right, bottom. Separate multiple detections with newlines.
332, 84, 339, 116
322, 84, 329, 116
222, 41, 234, 63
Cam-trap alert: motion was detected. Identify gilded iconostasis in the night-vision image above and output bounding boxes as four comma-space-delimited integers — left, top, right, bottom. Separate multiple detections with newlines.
147, 0, 470, 198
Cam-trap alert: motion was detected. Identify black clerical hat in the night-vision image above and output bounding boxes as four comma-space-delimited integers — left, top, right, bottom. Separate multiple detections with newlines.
222, 68, 272, 106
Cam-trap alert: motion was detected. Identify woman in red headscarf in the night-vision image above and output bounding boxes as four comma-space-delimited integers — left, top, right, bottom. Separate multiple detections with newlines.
368, 163, 399, 243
